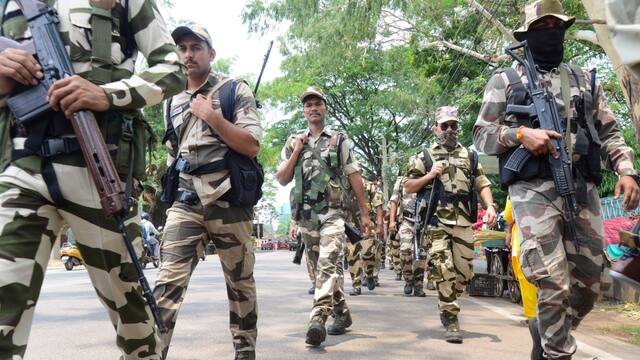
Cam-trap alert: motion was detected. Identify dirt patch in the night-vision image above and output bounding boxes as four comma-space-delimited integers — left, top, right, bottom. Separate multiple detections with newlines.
582, 302, 640, 346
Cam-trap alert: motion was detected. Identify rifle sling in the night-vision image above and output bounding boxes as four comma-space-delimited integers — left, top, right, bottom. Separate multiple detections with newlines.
559, 65, 573, 162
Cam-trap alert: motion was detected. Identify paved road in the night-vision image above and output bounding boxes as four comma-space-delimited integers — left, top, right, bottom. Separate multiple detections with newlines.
27, 251, 638, 359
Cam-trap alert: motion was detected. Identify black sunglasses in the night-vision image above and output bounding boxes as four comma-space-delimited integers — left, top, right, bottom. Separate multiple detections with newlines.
440, 122, 458, 131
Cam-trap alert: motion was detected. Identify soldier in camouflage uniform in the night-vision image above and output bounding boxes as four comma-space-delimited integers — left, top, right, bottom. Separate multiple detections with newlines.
406, 106, 496, 344
386, 191, 403, 280
151, 23, 260, 360
389, 175, 426, 295
360, 177, 384, 290
276, 86, 371, 347
0, 0, 185, 358
473, 1, 639, 358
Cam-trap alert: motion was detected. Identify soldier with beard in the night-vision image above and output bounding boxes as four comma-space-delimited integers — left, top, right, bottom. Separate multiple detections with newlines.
406, 106, 496, 344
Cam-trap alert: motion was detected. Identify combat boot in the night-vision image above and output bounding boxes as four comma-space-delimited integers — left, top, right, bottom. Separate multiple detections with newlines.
404, 282, 413, 296
327, 311, 353, 335
414, 286, 426, 297
395, 273, 402, 281
440, 312, 463, 344
366, 276, 376, 290
426, 280, 436, 291
306, 321, 326, 346
528, 317, 545, 360
308, 286, 315, 295
234, 350, 255, 360
349, 287, 361, 296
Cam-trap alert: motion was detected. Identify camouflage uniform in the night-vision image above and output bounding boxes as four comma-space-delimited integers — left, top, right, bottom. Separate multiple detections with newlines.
344, 201, 363, 293
0, 1, 185, 358
153, 69, 261, 356
386, 184, 402, 276
407, 143, 491, 315
361, 180, 383, 283
391, 176, 423, 289
474, 6, 635, 354
282, 127, 360, 325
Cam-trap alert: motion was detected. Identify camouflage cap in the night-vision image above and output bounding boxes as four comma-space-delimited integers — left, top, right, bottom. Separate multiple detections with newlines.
300, 86, 327, 103
514, 0, 575, 41
435, 106, 459, 124
172, 21, 212, 48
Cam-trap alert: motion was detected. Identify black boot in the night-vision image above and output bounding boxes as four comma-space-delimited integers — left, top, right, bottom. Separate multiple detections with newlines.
404, 282, 413, 296
349, 288, 361, 296
308, 286, 315, 295
528, 318, 545, 360
414, 286, 426, 297
440, 312, 463, 344
234, 350, 255, 360
395, 273, 402, 281
306, 321, 326, 346
366, 276, 376, 290
327, 311, 352, 335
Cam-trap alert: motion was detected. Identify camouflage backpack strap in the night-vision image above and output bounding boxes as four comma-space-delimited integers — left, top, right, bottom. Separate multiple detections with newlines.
501, 67, 528, 108
88, 0, 116, 84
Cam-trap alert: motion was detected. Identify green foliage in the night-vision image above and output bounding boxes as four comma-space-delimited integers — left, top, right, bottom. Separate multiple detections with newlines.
243, 0, 634, 202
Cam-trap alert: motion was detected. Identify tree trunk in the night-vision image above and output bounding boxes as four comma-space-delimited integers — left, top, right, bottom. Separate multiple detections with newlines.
581, 0, 640, 138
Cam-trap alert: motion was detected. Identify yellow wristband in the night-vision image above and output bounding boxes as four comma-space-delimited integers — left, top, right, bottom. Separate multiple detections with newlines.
516, 126, 525, 143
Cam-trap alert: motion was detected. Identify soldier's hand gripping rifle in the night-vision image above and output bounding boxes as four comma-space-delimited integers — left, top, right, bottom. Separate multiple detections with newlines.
504, 41, 582, 253
1, 0, 166, 332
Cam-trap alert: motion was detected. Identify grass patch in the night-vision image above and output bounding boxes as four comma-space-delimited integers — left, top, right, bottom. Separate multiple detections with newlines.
599, 302, 640, 320
619, 325, 640, 346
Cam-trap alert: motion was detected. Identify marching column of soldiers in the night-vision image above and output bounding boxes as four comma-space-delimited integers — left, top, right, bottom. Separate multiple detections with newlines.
0, 0, 638, 359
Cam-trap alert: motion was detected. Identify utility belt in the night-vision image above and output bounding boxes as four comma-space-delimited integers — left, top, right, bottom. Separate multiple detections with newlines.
175, 190, 200, 206
438, 192, 471, 209
10, 110, 147, 205
160, 156, 227, 206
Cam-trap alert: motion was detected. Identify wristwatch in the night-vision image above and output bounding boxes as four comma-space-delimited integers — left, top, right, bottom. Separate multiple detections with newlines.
619, 170, 640, 186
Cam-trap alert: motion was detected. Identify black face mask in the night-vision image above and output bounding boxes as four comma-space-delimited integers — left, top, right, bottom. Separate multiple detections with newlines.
524, 27, 565, 71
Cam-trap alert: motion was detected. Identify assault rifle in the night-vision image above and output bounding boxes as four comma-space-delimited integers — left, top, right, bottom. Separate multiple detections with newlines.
292, 231, 305, 265
254, 40, 273, 109
2, 0, 166, 332
503, 41, 581, 253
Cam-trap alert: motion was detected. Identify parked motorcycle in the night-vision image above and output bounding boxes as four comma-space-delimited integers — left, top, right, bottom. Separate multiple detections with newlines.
141, 243, 160, 269
59, 243, 83, 271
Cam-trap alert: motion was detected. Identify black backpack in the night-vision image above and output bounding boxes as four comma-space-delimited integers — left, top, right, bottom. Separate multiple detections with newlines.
161, 80, 263, 208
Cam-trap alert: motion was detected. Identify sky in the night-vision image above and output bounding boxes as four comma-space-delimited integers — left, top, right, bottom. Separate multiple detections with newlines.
162, 0, 293, 214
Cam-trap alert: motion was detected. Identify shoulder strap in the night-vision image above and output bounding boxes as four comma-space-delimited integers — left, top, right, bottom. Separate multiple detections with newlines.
120, 0, 135, 60
502, 67, 527, 106
88, 0, 114, 84
568, 64, 586, 90
0, 0, 9, 34
218, 79, 237, 123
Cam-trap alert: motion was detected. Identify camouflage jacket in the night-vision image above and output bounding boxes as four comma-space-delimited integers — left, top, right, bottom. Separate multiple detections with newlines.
363, 179, 383, 224
473, 62, 635, 176
281, 127, 360, 214
0, 0, 185, 110
407, 142, 491, 227
390, 175, 416, 223
166, 72, 261, 206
